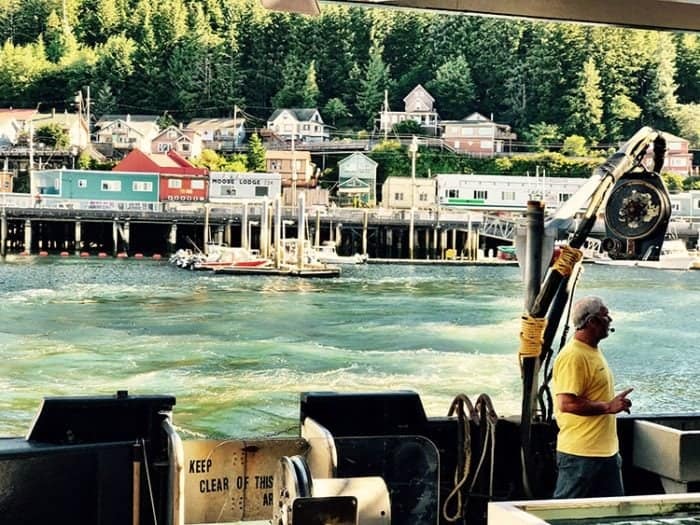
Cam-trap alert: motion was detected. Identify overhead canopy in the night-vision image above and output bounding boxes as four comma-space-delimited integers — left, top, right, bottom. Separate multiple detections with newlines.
264, 0, 700, 32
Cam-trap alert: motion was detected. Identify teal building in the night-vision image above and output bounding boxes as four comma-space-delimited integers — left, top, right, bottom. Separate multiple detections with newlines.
33, 169, 160, 206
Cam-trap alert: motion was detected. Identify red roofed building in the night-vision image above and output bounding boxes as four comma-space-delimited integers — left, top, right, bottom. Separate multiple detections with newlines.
113, 148, 209, 202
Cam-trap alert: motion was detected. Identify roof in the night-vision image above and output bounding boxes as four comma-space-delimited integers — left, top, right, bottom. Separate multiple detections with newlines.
187, 117, 245, 130
113, 148, 207, 175
96, 114, 160, 124
268, 108, 321, 122
0, 108, 37, 122
338, 152, 378, 168
266, 150, 312, 160
403, 84, 435, 103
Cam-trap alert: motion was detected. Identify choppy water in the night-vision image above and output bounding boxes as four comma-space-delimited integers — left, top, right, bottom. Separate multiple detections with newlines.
1, 256, 699, 439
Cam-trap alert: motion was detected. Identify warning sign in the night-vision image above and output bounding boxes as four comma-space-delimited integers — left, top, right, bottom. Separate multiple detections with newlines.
183, 438, 308, 523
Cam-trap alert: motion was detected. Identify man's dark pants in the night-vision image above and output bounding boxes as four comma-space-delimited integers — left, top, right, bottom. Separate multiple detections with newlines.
553, 451, 624, 498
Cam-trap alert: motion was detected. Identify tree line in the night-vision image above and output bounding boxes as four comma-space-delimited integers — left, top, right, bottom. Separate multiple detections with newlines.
1, 1, 699, 184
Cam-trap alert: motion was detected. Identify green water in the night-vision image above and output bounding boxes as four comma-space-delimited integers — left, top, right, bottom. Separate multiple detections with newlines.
1, 256, 699, 439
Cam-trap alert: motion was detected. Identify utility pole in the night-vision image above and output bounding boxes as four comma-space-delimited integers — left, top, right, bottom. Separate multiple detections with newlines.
409, 135, 418, 259
86, 86, 91, 136
383, 90, 389, 142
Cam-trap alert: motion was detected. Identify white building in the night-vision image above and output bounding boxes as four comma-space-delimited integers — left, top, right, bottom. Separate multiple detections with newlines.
208, 172, 282, 202
436, 174, 588, 211
381, 176, 437, 209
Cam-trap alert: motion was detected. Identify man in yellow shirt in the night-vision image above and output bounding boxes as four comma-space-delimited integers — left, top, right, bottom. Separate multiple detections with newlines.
552, 295, 633, 498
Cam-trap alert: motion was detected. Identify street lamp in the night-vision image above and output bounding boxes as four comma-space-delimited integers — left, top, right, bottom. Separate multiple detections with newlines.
70, 146, 79, 169
409, 135, 418, 259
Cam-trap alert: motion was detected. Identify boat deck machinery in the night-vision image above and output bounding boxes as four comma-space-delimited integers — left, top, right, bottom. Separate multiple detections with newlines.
2, 128, 698, 525
1, 390, 699, 524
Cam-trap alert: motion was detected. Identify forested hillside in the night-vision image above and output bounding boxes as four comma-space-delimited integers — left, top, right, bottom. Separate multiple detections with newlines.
1, 0, 699, 148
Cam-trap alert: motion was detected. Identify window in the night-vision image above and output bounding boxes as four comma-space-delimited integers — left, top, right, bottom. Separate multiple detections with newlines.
474, 190, 487, 200
559, 193, 572, 203
696, 199, 700, 210
102, 180, 121, 192
270, 160, 281, 171
133, 181, 152, 192
502, 191, 515, 201
181, 143, 190, 152
419, 193, 428, 201
478, 127, 492, 137
255, 186, 268, 197
447, 189, 459, 198
168, 179, 182, 189
294, 160, 303, 171
461, 128, 474, 137
394, 192, 404, 201
78, 179, 87, 188
480, 140, 493, 150
671, 202, 681, 212
670, 157, 686, 167
168, 130, 177, 138
157, 143, 171, 152
191, 180, 205, 190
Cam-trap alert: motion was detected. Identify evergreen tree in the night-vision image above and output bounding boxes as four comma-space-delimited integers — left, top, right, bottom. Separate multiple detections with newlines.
524, 122, 562, 152
675, 34, 700, 104
301, 60, 320, 107
271, 55, 307, 108
643, 33, 680, 132
608, 93, 641, 142
246, 133, 266, 172
323, 98, 350, 127
564, 58, 605, 143
674, 103, 700, 148
356, 44, 392, 129
92, 82, 118, 117
427, 55, 476, 120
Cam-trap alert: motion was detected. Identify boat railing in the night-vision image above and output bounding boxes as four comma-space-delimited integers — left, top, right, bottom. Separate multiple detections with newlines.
162, 414, 185, 525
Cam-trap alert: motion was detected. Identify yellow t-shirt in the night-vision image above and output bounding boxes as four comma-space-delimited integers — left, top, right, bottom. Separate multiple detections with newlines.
553, 339, 618, 457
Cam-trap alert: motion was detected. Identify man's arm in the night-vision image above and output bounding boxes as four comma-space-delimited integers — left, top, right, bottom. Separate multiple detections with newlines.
557, 388, 634, 415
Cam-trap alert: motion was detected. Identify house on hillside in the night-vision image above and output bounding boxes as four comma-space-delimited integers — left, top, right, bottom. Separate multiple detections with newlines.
337, 152, 377, 207
151, 125, 203, 159
266, 149, 317, 186
186, 117, 246, 152
113, 148, 208, 203
381, 176, 437, 209
378, 85, 440, 136
441, 112, 516, 156
266, 108, 329, 143
93, 114, 160, 157
32, 110, 90, 149
643, 132, 694, 176
0, 108, 37, 147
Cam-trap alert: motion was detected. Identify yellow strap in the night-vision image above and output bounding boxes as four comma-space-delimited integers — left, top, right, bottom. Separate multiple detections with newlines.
519, 314, 547, 358
551, 245, 583, 277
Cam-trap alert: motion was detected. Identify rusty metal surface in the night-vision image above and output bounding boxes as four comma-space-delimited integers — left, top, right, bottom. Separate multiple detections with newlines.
183, 438, 307, 524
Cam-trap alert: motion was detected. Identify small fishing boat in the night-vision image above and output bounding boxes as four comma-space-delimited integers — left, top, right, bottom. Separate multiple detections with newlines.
192, 245, 272, 271
594, 238, 700, 270
310, 241, 368, 265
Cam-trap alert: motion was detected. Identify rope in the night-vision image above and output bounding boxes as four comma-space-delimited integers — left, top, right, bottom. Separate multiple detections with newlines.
519, 315, 547, 359
140, 438, 159, 525
551, 245, 583, 277
470, 395, 499, 497
442, 394, 477, 522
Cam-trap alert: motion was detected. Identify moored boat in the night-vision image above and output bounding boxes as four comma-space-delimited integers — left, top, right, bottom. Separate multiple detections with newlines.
310, 240, 368, 265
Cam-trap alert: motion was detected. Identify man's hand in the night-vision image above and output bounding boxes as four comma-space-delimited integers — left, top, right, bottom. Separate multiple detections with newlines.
608, 388, 634, 414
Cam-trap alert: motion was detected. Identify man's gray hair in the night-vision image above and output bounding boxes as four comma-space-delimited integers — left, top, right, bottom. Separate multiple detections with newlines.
571, 295, 606, 330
